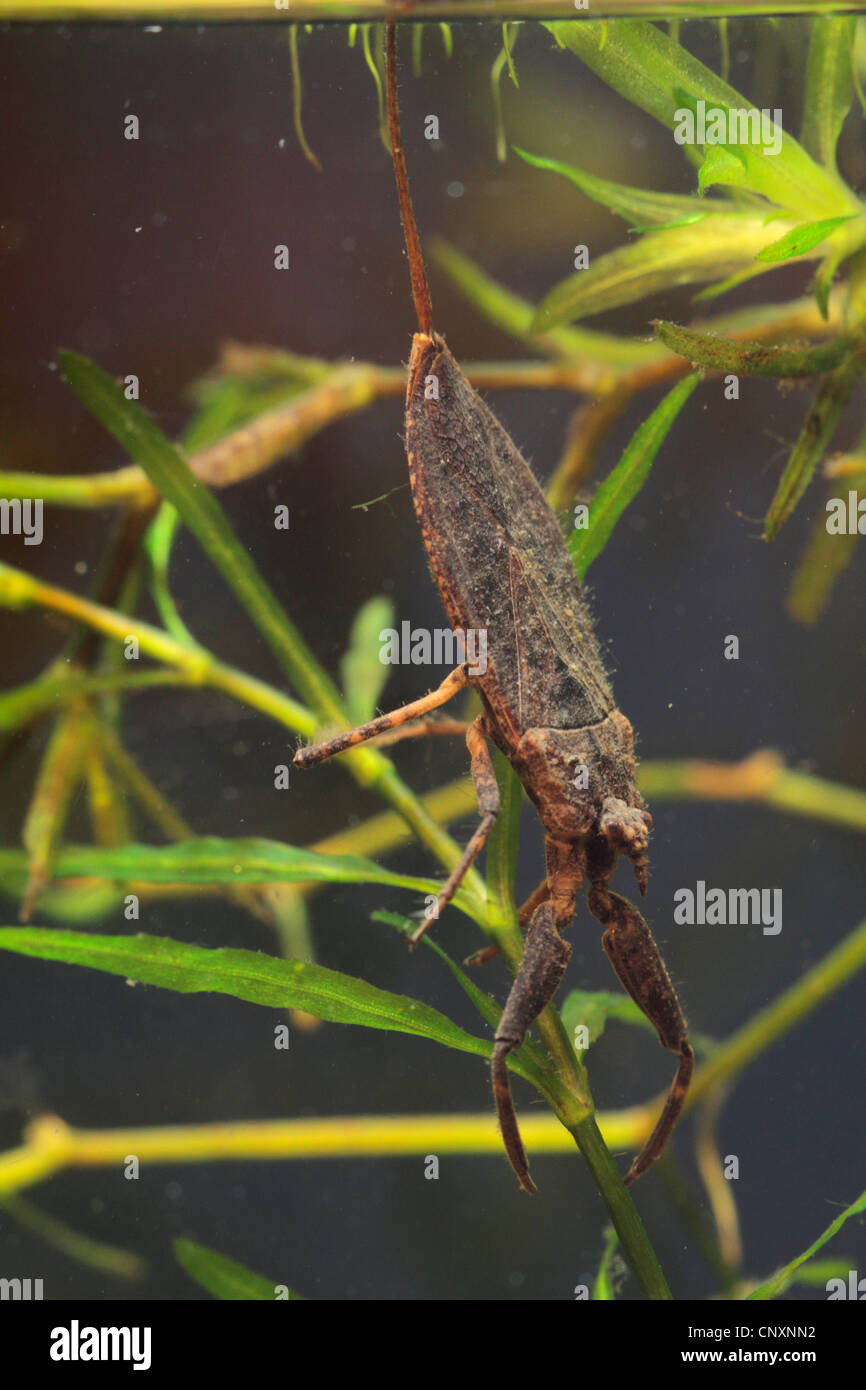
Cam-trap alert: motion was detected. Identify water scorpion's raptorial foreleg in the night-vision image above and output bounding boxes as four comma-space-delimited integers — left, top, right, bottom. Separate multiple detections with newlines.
294, 25, 693, 1195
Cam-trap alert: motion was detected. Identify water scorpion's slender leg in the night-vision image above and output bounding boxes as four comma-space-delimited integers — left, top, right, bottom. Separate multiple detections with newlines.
294, 664, 469, 768
294, 678, 503, 948
409, 714, 500, 945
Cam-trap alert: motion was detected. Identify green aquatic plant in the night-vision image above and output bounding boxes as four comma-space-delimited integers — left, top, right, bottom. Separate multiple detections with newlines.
0, 15, 863, 1301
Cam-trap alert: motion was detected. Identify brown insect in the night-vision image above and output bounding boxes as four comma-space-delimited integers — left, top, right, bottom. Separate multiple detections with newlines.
295, 25, 693, 1194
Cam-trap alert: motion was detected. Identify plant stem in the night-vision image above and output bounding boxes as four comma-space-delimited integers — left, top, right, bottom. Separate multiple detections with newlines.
568, 1113, 671, 1300
0, 561, 316, 733
0, 1110, 642, 1200
639, 750, 866, 835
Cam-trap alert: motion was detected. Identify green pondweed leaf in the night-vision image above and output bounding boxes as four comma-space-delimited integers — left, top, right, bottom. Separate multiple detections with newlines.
531, 216, 793, 330
814, 244, 849, 319
183, 355, 325, 452
755, 215, 859, 263
628, 214, 710, 234
485, 752, 522, 917
801, 17, 857, 173
513, 147, 731, 229
144, 502, 202, 650
288, 26, 321, 173
1, 1195, 144, 1279
747, 1186, 866, 1300
502, 20, 519, 88
181, 377, 253, 453
764, 356, 860, 541
545, 19, 857, 220
360, 22, 389, 153
781, 1259, 856, 1290
20, 705, 90, 923
561, 984, 716, 1064
340, 596, 395, 724
58, 349, 345, 720
693, 264, 775, 304
697, 144, 750, 197
0, 928, 496, 1059
432, 242, 659, 372
174, 1238, 303, 1301
560, 988, 654, 1056
787, 471, 866, 625
0, 857, 120, 924
490, 44, 510, 164
267, 885, 316, 968
372, 909, 549, 1087
570, 374, 700, 580
0, 837, 481, 922
592, 1227, 622, 1301
652, 320, 851, 377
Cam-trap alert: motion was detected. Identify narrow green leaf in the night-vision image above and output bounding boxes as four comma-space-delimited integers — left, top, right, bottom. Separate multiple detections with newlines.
144, 503, 202, 649
485, 751, 522, 917
560, 988, 654, 1055
747, 1186, 866, 1300
0, 837, 475, 910
58, 350, 345, 723
717, 16, 730, 84
652, 320, 851, 377
755, 215, 857, 263
3, 1196, 144, 1280
801, 17, 857, 172
592, 1227, 622, 1301
502, 21, 519, 88
570, 374, 700, 579
814, 245, 847, 319
288, 25, 321, 173
697, 144, 750, 196
545, 20, 855, 220
340, 596, 395, 724
174, 1238, 301, 1301
628, 215, 709, 234
20, 706, 90, 922
513, 146, 728, 228
532, 217, 789, 330
490, 44, 509, 164
0, 927, 496, 1058
181, 378, 252, 452
432, 242, 659, 370
693, 265, 774, 304
269, 886, 316, 968
785, 1259, 855, 1288
372, 909, 550, 1087
764, 358, 859, 541
787, 475, 866, 624
0, 861, 120, 924
360, 23, 388, 154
